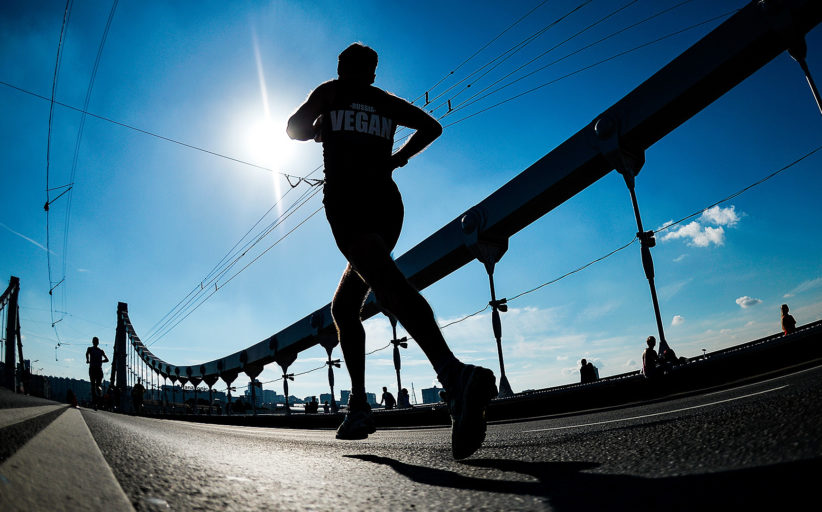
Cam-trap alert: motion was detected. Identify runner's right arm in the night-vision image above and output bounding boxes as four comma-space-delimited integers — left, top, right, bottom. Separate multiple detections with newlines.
287, 83, 332, 141
386, 94, 443, 170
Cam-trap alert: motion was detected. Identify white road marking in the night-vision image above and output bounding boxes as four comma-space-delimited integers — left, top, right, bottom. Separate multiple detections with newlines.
522, 385, 789, 433
703, 365, 819, 396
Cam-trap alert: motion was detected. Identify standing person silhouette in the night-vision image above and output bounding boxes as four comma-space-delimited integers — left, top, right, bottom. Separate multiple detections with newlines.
642, 335, 659, 378
781, 304, 797, 335
85, 336, 109, 410
379, 386, 396, 410
287, 43, 497, 459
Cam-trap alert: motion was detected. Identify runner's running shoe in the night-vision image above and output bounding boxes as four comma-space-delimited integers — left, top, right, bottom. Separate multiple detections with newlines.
441, 364, 498, 459
336, 403, 376, 440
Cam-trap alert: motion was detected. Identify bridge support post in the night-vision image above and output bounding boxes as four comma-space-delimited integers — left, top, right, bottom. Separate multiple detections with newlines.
276, 352, 297, 415
161, 375, 168, 414
315, 321, 341, 414
203, 373, 219, 415
220, 369, 239, 416
387, 314, 408, 406
595, 115, 673, 357
168, 376, 178, 414
243, 363, 263, 416
189, 377, 202, 415
281, 370, 294, 415
178, 377, 188, 414
324, 351, 340, 413
788, 38, 822, 116
461, 209, 513, 397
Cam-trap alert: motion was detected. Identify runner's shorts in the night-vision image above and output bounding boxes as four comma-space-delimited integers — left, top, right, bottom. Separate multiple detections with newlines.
323, 179, 404, 254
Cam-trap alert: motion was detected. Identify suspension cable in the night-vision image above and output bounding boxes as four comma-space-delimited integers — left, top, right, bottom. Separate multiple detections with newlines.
441, 9, 737, 127
411, 0, 552, 105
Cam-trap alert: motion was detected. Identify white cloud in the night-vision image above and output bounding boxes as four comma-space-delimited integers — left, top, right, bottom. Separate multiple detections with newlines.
736, 296, 762, 308
672, 315, 685, 326
580, 300, 621, 320
659, 205, 741, 247
0, 222, 54, 254
660, 279, 692, 300
661, 221, 725, 247
783, 277, 822, 298
673, 254, 687, 263
700, 205, 740, 227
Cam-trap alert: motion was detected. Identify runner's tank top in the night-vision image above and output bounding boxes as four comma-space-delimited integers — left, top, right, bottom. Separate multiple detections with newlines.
320, 80, 398, 189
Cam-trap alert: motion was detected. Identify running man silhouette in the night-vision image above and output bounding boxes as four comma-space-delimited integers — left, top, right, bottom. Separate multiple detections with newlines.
288, 43, 498, 459
85, 336, 109, 410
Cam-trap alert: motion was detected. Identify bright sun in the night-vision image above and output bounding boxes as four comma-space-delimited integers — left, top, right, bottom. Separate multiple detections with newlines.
246, 117, 295, 173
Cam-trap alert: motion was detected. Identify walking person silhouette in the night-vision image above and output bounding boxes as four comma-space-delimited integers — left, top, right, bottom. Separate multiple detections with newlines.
288, 43, 497, 459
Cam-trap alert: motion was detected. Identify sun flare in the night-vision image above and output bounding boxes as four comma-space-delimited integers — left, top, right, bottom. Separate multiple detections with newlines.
246, 117, 295, 172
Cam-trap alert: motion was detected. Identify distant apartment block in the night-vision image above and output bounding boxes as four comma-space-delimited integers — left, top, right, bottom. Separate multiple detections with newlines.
339, 389, 378, 407
421, 386, 443, 405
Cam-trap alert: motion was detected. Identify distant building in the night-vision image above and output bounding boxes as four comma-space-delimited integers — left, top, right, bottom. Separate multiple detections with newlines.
262, 389, 279, 405
421, 386, 443, 405
319, 393, 334, 405
203, 390, 227, 404
246, 379, 263, 407
339, 390, 377, 407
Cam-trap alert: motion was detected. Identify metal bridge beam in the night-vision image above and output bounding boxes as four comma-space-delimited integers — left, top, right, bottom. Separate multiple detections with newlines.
123, 0, 822, 383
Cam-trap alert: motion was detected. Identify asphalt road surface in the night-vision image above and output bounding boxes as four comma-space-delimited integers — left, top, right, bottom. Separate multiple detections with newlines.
82, 363, 822, 511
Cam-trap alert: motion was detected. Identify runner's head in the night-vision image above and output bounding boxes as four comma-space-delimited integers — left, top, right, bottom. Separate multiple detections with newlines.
338, 43, 377, 85
646, 335, 656, 348
92, 336, 99, 347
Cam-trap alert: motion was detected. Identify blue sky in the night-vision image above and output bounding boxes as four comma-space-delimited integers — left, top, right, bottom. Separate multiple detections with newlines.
2, 0, 821, 403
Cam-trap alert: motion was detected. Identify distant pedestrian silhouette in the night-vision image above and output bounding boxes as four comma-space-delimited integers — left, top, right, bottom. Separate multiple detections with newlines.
380, 386, 396, 410
398, 388, 411, 408
66, 388, 78, 408
85, 336, 108, 410
580, 359, 599, 383
587, 361, 599, 381
288, 42, 497, 459
659, 345, 679, 369
132, 378, 145, 414
642, 336, 659, 378
781, 304, 797, 336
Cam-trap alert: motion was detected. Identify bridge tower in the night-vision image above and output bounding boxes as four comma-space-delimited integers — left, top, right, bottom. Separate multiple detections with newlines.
111, 302, 129, 410
1, 276, 21, 391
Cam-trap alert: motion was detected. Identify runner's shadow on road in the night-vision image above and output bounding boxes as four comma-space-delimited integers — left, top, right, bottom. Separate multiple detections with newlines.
346, 454, 822, 511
